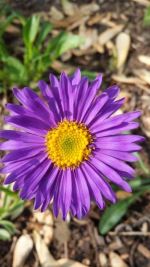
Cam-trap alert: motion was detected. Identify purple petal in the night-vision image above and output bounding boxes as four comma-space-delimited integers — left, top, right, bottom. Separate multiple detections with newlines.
0, 130, 44, 142
81, 162, 116, 203
0, 140, 44, 150
70, 68, 81, 86
105, 85, 120, 99
95, 122, 139, 137
83, 93, 109, 125
5, 115, 49, 135
80, 165, 105, 209
2, 147, 45, 163
79, 74, 102, 122
94, 152, 135, 177
90, 157, 132, 192
96, 149, 138, 162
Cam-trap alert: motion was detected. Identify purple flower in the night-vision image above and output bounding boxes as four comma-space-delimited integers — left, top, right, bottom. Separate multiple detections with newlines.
0, 69, 144, 219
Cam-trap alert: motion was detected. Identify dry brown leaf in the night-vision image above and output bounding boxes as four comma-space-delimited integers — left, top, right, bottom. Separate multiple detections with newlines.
116, 32, 131, 70
61, 0, 77, 16
54, 218, 70, 244
13, 234, 33, 267
33, 231, 56, 267
51, 60, 74, 73
58, 258, 87, 267
112, 74, 147, 86
34, 210, 53, 225
99, 253, 108, 267
142, 116, 150, 137
133, 69, 150, 85
98, 25, 124, 46
138, 55, 150, 66
109, 252, 129, 267
79, 25, 98, 50
50, 6, 64, 20
131, 0, 150, 6
141, 222, 148, 233
80, 3, 99, 15
34, 210, 54, 244
116, 191, 132, 199
138, 244, 150, 259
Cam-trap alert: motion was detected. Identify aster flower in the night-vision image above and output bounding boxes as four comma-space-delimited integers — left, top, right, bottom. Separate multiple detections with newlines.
0, 69, 144, 219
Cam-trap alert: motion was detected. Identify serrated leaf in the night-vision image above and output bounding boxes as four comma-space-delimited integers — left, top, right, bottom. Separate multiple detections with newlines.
23, 15, 40, 46
0, 229, 11, 241
99, 195, 139, 235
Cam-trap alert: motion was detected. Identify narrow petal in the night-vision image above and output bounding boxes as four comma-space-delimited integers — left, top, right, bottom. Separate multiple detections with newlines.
60, 169, 72, 219
0, 130, 44, 142
97, 149, 138, 162
81, 165, 106, 208
97, 135, 144, 143
70, 68, 81, 86
79, 74, 102, 122
20, 159, 51, 199
105, 85, 120, 99
94, 153, 135, 177
0, 140, 44, 150
95, 122, 139, 137
82, 162, 116, 203
2, 147, 44, 163
5, 115, 49, 135
83, 93, 109, 125
76, 167, 90, 214
90, 157, 132, 192
95, 141, 141, 151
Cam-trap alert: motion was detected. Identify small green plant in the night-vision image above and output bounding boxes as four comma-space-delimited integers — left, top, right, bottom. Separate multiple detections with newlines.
0, 185, 24, 240
143, 6, 150, 26
99, 155, 150, 235
0, 9, 84, 91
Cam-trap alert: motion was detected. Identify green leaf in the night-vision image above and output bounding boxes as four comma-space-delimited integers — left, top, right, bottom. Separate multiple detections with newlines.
0, 38, 9, 59
135, 153, 150, 174
0, 220, 16, 234
129, 177, 150, 190
2, 56, 28, 83
46, 32, 84, 61
99, 195, 139, 235
81, 70, 97, 80
0, 13, 21, 36
36, 21, 53, 46
23, 15, 40, 46
144, 6, 150, 26
9, 201, 24, 220
0, 229, 11, 241
0, 186, 18, 197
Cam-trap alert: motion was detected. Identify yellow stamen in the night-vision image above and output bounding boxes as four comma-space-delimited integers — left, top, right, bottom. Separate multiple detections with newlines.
45, 120, 93, 169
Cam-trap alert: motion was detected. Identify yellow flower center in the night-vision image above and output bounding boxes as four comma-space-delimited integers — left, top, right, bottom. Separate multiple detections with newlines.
45, 120, 93, 169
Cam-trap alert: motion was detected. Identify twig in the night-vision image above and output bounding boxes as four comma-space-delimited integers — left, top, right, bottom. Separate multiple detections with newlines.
109, 231, 150, 236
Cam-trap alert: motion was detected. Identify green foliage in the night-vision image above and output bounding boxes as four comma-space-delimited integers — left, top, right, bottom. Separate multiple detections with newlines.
99, 177, 150, 235
99, 195, 138, 235
0, 9, 84, 91
0, 185, 24, 240
143, 6, 150, 26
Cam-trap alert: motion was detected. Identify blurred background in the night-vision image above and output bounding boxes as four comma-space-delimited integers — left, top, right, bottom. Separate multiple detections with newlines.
0, 0, 150, 267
